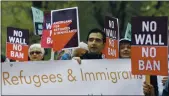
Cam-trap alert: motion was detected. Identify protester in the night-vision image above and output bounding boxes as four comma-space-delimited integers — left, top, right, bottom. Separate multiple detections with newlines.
119, 38, 131, 58
73, 28, 106, 64
28, 43, 45, 61
119, 38, 160, 96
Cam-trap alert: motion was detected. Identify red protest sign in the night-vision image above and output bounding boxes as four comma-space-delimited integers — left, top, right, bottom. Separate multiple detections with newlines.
102, 16, 119, 59
51, 21, 76, 51
6, 43, 28, 61
41, 12, 53, 48
131, 17, 168, 76
41, 30, 53, 48
102, 38, 119, 59
6, 27, 29, 61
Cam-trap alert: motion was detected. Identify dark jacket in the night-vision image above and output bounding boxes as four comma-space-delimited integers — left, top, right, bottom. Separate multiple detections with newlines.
150, 76, 159, 96
80, 52, 103, 59
162, 78, 169, 96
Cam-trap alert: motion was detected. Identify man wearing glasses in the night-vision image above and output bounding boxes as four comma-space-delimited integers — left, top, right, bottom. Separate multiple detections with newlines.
28, 43, 45, 61
73, 28, 106, 64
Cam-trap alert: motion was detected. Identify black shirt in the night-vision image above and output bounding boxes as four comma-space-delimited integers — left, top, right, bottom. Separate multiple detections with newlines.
80, 52, 103, 59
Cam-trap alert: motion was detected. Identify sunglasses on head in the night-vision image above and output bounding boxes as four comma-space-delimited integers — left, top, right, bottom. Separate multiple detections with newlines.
30, 51, 42, 55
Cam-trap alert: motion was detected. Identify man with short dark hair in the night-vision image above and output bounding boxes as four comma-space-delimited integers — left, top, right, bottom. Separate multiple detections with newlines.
73, 28, 106, 63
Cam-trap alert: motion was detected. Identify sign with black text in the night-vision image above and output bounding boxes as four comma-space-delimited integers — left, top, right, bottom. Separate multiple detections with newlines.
6, 27, 29, 61
131, 17, 168, 76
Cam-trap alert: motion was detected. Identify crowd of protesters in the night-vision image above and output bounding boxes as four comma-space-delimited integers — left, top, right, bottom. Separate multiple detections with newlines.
1, 28, 168, 96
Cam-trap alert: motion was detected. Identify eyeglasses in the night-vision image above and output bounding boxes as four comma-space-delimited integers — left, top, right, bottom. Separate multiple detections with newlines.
30, 51, 42, 55
88, 38, 103, 43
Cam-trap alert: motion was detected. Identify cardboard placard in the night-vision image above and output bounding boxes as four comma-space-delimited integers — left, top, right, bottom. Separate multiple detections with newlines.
102, 16, 119, 59
51, 7, 80, 52
41, 12, 53, 48
6, 27, 29, 61
131, 17, 168, 76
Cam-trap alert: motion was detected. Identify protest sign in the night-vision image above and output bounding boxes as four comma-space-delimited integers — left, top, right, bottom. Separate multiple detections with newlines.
31, 6, 44, 35
124, 23, 131, 41
51, 7, 80, 51
102, 16, 119, 59
2, 59, 143, 95
131, 17, 168, 76
41, 12, 52, 48
6, 27, 29, 61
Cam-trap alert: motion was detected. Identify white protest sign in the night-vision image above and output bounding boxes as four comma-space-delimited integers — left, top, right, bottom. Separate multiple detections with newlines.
2, 59, 144, 95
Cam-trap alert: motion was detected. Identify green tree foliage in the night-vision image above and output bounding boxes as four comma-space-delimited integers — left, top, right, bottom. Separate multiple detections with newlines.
1, 1, 33, 55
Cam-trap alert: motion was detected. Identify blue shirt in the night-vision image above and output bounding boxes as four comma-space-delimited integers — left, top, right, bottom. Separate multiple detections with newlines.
61, 53, 71, 60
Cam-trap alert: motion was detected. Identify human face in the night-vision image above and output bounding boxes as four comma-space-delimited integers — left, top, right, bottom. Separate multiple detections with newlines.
87, 33, 105, 54
119, 43, 131, 58
29, 50, 43, 61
